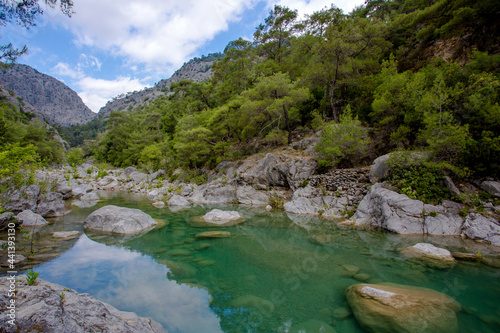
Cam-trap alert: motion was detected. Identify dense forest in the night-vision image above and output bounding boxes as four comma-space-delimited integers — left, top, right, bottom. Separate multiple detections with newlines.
19, 1, 500, 189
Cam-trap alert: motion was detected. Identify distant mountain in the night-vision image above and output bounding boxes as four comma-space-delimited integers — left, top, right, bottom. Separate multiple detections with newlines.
97, 53, 221, 119
0, 64, 96, 126
0, 85, 69, 149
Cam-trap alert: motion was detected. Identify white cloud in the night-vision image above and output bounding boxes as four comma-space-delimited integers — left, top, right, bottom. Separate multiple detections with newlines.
52, 62, 84, 79
76, 76, 149, 113
48, 0, 255, 71
271, 0, 365, 15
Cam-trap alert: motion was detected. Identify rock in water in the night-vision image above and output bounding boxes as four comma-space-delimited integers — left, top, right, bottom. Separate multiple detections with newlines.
168, 195, 190, 206
84, 205, 157, 234
0, 276, 166, 332
52, 231, 80, 239
195, 231, 231, 239
346, 283, 461, 333
291, 319, 337, 333
16, 210, 48, 227
231, 295, 275, 317
400, 243, 456, 269
202, 209, 243, 225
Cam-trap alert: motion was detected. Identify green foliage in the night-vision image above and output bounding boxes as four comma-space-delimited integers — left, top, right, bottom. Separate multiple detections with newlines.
95, 167, 108, 179
66, 148, 84, 167
385, 152, 456, 204
268, 190, 285, 210
25, 270, 39, 286
87, 0, 499, 180
0, 144, 39, 189
315, 106, 370, 168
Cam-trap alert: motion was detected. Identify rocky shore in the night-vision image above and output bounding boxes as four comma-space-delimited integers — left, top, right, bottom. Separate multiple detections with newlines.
0, 275, 166, 332
1, 145, 500, 332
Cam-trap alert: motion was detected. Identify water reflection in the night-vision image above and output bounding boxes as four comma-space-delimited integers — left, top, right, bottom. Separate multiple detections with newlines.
36, 235, 222, 333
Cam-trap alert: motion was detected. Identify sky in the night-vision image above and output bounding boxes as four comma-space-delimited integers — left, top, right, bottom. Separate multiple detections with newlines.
1, 0, 365, 113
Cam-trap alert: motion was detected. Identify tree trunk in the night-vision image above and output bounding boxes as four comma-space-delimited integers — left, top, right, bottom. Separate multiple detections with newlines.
283, 104, 292, 143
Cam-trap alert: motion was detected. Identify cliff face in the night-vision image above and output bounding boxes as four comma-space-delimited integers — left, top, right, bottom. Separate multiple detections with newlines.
97, 56, 217, 119
0, 64, 96, 126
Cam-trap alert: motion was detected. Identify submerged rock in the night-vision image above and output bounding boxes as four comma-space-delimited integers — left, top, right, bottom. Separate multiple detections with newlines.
346, 283, 461, 333
400, 243, 456, 269
152, 201, 165, 208
0, 276, 166, 332
195, 231, 231, 239
231, 295, 275, 317
84, 205, 158, 234
291, 319, 336, 333
52, 231, 80, 239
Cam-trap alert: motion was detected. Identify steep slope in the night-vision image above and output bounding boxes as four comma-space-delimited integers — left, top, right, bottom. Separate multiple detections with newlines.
97, 54, 219, 118
0, 64, 96, 126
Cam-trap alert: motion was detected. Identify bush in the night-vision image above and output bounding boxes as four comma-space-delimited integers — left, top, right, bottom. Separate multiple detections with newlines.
384, 151, 465, 204
66, 148, 84, 167
315, 106, 370, 168
0, 144, 39, 190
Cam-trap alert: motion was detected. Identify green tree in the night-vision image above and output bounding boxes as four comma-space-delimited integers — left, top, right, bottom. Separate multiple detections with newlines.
307, 16, 389, 121
315, 105, 370, 168
254, 5, 298, 72
0, 0, 74, 61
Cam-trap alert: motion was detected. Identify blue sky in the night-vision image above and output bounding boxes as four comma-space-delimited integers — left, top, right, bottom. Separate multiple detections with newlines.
1, 0, 364, 113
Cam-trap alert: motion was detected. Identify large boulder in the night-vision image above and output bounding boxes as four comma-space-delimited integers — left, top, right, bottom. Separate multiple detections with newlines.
285, 157, 317, 190
239, 153, 288, 190
168, 195, 190, 206
71, 184, 93, 198
36, 192, 65, 217
189, 184, 237, 204
16, 210, 48, 227
2, 185, 40, 212
123, 166, 138, 177
400, 243, 456, 269
481, 180, 500, 197
202, 209, 243, 226
369, 154, 391, 182
0, 276, 166, 332
346, 283, 461, 333
84, 205, 158, 234
236, 186, 269, 205
353, 183, 465, 235
129, 171, 148, 184
462, 213, 500, 247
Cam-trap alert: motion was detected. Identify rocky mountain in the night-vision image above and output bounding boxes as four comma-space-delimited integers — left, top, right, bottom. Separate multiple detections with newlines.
97, 54, 220, 118
0, 64, 96, 126
0, 85, 70, 149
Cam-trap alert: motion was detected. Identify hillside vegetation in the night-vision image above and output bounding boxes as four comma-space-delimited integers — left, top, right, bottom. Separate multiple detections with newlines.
73, 0, 499, 182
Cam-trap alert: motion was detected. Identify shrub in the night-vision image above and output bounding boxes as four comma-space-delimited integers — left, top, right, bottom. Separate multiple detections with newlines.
385, 152, 461, 204
66, 148, 84, 167
26, 270, 39, 286
315, 106, 370, 168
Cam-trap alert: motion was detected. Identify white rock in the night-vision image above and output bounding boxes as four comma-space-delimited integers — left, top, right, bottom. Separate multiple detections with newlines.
203, 209, 242, 225
168, 195, 191, 206
16, 210, 48, 227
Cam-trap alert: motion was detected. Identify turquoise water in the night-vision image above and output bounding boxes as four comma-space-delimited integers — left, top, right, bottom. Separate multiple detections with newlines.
3, 191, 500, 332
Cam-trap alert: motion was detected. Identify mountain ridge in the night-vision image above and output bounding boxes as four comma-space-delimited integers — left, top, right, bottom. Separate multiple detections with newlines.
0, 64, 96, 126
97, 54, 221, 119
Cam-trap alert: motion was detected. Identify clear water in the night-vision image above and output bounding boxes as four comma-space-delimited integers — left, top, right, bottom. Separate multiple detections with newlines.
2, 191, 500, 332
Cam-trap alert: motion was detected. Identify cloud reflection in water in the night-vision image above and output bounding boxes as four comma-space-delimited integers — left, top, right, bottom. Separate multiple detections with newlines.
37, 235, 222, 333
